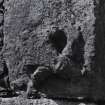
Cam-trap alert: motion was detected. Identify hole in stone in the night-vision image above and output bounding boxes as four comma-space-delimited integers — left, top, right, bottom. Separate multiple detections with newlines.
48, 29, 67, 54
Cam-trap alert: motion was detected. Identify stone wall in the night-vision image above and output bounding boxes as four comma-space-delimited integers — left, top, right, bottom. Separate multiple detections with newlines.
3, 0, 105, 101
0, 97, 97, 105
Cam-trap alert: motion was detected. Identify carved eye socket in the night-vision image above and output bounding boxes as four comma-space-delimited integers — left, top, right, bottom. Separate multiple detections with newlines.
48, 29, 67, 54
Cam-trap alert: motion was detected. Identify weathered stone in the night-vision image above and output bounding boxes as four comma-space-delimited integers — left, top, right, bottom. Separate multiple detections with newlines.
3, 0, 97, 99
4, 0, 95, 78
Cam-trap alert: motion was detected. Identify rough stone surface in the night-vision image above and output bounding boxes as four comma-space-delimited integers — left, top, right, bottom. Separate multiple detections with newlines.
0, 0, 105, 103
2, 0, 100, 100
0, 97, 96, 105
3, 0, 96, 98
3, 0, 95, 79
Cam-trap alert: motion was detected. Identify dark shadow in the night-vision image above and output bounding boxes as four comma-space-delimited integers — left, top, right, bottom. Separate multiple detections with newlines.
71, 28, 85, 68
0, 60, 8, 79
0, 60, 10, 89
22, 64, 39, 75
0, 60, 19, 98
48, 29, 67, 54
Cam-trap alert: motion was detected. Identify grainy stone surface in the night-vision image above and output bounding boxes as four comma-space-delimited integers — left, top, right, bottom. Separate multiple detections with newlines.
0, 97, 97, 105
1, 0, 105, 104
3, 0, 96, 98
3, 0, 95, 79
0, 1, 105, 105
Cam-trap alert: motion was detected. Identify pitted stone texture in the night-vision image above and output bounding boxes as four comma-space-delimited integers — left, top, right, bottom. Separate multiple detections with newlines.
0, 98, 96, 105
4, 0, 95, 80
3, 0, 95, 98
